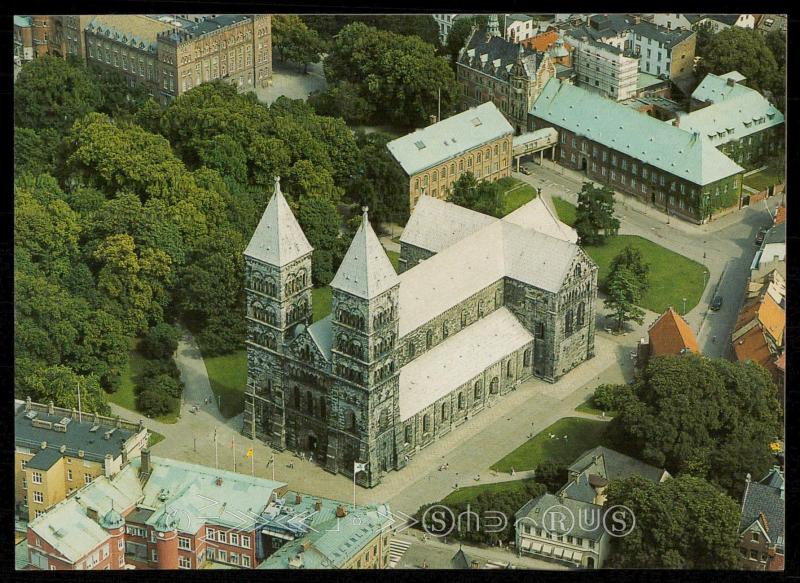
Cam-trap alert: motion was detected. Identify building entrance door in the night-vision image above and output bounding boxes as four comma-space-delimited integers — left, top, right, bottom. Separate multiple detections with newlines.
307, 434, 318, 452
581, 157, 588, 172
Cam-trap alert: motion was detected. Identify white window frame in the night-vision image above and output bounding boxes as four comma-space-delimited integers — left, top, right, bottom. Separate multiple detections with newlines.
178, 556, 192, 569
33, 490, 44, 504
32, 471, 42, 484
242, 554, 251, 568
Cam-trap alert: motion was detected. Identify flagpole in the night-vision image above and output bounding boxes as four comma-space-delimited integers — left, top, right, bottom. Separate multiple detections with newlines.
251, 442, 255, 477
214, 428, 218, 469
232, 436, 236, 472
271, 454, 275, 481
353, 464, 356, 511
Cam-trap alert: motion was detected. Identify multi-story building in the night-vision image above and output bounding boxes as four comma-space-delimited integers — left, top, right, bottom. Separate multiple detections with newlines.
432, 14, 474, 43
756, 14, 787, 34
529, 78, 745, 222
84, 15, 176, 96
386, 102, 514, 211
25, 450, 391, 570
515, 446, 669, 569
567, 34, 639, 100
630, 22, 695, 80
14, 398, 148, 523
49, 15, 95, 58
13, 16, 34, 63
156, 13, 273, 104
739, 467, 785, 571
650, 13, 756, 32
457, 15, 557, 133
503, 14, 543, 44
242, 179, 594, 488
677, 72, 784, 170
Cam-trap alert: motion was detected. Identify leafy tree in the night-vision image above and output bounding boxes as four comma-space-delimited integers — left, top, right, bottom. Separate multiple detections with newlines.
15, 127, 60, 175
609, 245, 650, 297
272, 14, 327, 72
303, 14, 441, 48
17, 365, 110, 416
14, 56, 102, 132
350, 130, 410, 224
307, 82, 376, 125
695, 27, 783, 110
294, 195, 346, 286
140, 323, 181, 360
89, 62, 151, 120
605, 355, 782, 498
692, 21, 716, 57
591, 383, 632, 412
445, 15, 487, 64
449, 172, 504, 217
137, 389, 177, 417
138, 357, 182, 382
324, 22, 457, 128
604, 475, 741, 569
535, 460, 568, 493
197, 312, 247, 357
197, 133, 249, 181
604, 265, 646, 332
574, 182, 619, 245
136, 373, 183, 400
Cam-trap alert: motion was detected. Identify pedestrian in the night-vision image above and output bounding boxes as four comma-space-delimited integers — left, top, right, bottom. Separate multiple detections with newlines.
309, 453, 313, 463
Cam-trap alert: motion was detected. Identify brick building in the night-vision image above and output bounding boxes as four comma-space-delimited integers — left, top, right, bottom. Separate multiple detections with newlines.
386, 101, 514, 211
242, 180, 593, 488
14, 398, 148, 523
739, 467, 784, 570
529, 78, 745, 223
457, 15, 557, 134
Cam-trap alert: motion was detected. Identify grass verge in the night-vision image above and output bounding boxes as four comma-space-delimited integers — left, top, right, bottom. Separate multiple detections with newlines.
202, 349, 247, 419
442, 478, 541, 505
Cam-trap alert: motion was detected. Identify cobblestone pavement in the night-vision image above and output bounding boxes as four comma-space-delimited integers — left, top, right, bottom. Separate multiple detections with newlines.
251, 61, 326, 105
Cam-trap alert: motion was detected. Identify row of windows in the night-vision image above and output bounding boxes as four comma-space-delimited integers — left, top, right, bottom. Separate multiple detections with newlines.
292, 388, 327, 419
205, 528, 252, 549
521, 524, 597, 549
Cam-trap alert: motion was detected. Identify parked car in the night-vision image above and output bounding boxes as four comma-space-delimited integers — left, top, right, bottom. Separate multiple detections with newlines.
755, 228, 768, 246
520, 161, 537, 175
710, 295, 723, 311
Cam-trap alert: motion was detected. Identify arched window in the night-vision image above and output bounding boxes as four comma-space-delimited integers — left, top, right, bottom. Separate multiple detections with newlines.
293, 387, 301, 409
577, 302, 585, 328
565, 310, 574, 337
461, 311, 467, 328
524, 348, 532, 366
458, 392, 465, 410
474, 380, 483, 400
476, 153, 482, 164
320, 398, 326, 419
432, 170, 438, 182
405, 425, 413, 444
347, 410, 357, 432
306, 391, 314, 414
536, 322, 545, 339
426, 330, 433, 349
574, 263, 582, 278
506, 360, 513, 378
490, 377, 499, 394
423, 413, 431, 432
442, 321, 449, 339
408, 342, 416, 358
441, 402, 448, 420
478, 300, 484, 317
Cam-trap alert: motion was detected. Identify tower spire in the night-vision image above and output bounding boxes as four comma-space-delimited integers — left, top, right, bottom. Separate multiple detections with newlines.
487, 14, 500, 37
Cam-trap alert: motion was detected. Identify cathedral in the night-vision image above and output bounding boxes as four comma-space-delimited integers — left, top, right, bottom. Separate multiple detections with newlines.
242, 177, 598, 487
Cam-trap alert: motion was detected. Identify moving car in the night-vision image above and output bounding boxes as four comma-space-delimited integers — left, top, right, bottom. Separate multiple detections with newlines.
710, 295, 723, 311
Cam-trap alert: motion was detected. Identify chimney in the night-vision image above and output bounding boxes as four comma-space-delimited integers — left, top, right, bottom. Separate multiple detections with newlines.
78, 450, 85, 458
429, 114, 437, 126
335, 505, 347, 518
295, 494, 303, 504
314, 500, 322, 512
141, 448, 151, 477
471, 560, 481, 569
86, 507, 99, 522
59, 445, 66, 454
41, 441, 47, 450
727, 77, 735, 87
302, 540, 312, 551
216, 477, 223, 486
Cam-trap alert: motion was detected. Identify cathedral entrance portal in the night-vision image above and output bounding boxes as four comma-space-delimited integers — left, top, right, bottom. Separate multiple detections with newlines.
307, 434, 318, 452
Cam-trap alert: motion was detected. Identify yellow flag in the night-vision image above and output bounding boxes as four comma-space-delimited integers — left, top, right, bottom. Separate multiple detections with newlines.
246, 447, 254, 458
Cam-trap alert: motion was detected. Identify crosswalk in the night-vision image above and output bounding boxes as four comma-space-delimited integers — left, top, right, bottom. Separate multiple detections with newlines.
387, 537, 413, 568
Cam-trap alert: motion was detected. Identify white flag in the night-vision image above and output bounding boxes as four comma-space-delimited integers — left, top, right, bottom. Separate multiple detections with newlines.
354, 462, 367, 474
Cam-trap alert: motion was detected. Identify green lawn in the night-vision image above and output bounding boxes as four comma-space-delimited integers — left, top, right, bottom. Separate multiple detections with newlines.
491, 417, 609, 473
575, 400, 617, 418
386, 250, 401, 273
148, 430, 166, 447
499, 177, 538, 215
585, 235, 709, 314
201, 349, 247, 418
110, 338, 178, 424
552, 197, 577, 226
442, 478, 540, 505
312, 286, 332, 322
744, 165, 785, 192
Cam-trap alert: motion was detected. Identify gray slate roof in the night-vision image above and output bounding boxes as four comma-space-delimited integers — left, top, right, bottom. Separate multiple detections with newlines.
515, 493, 605, 541
530, 78, 744, 185
244, 178, 313, 267
331, 210, 399, 300
740, 477, 784, 550
15, 406, 136, 464
460, 31, 544, 81
26, 447, 63, 471
399, 195, 497, 253
632, 22, 694, 48
567, 446, 668, 483
386, 102, 513, 176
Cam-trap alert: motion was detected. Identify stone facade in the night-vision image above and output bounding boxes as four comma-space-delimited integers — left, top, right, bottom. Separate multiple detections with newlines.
244, 188, 596, 487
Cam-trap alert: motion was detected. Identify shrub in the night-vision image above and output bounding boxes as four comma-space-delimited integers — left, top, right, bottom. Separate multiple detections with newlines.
137, 373, 183, 400
136, 389, 176, 417
140, 323, 180, 360
593, 383, 632, 411
535, 460, 569, 493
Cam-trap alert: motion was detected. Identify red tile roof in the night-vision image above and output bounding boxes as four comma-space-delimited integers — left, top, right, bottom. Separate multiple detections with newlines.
767, 553, 784, 571
521, 30, 571, 53
774, 205, 786, 225
648, 307, 700, 356
734, 325, 777, 374
774, 352, 785, 372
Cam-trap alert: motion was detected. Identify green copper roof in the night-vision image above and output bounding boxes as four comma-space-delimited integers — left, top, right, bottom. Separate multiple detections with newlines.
530, 78, 744, 186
